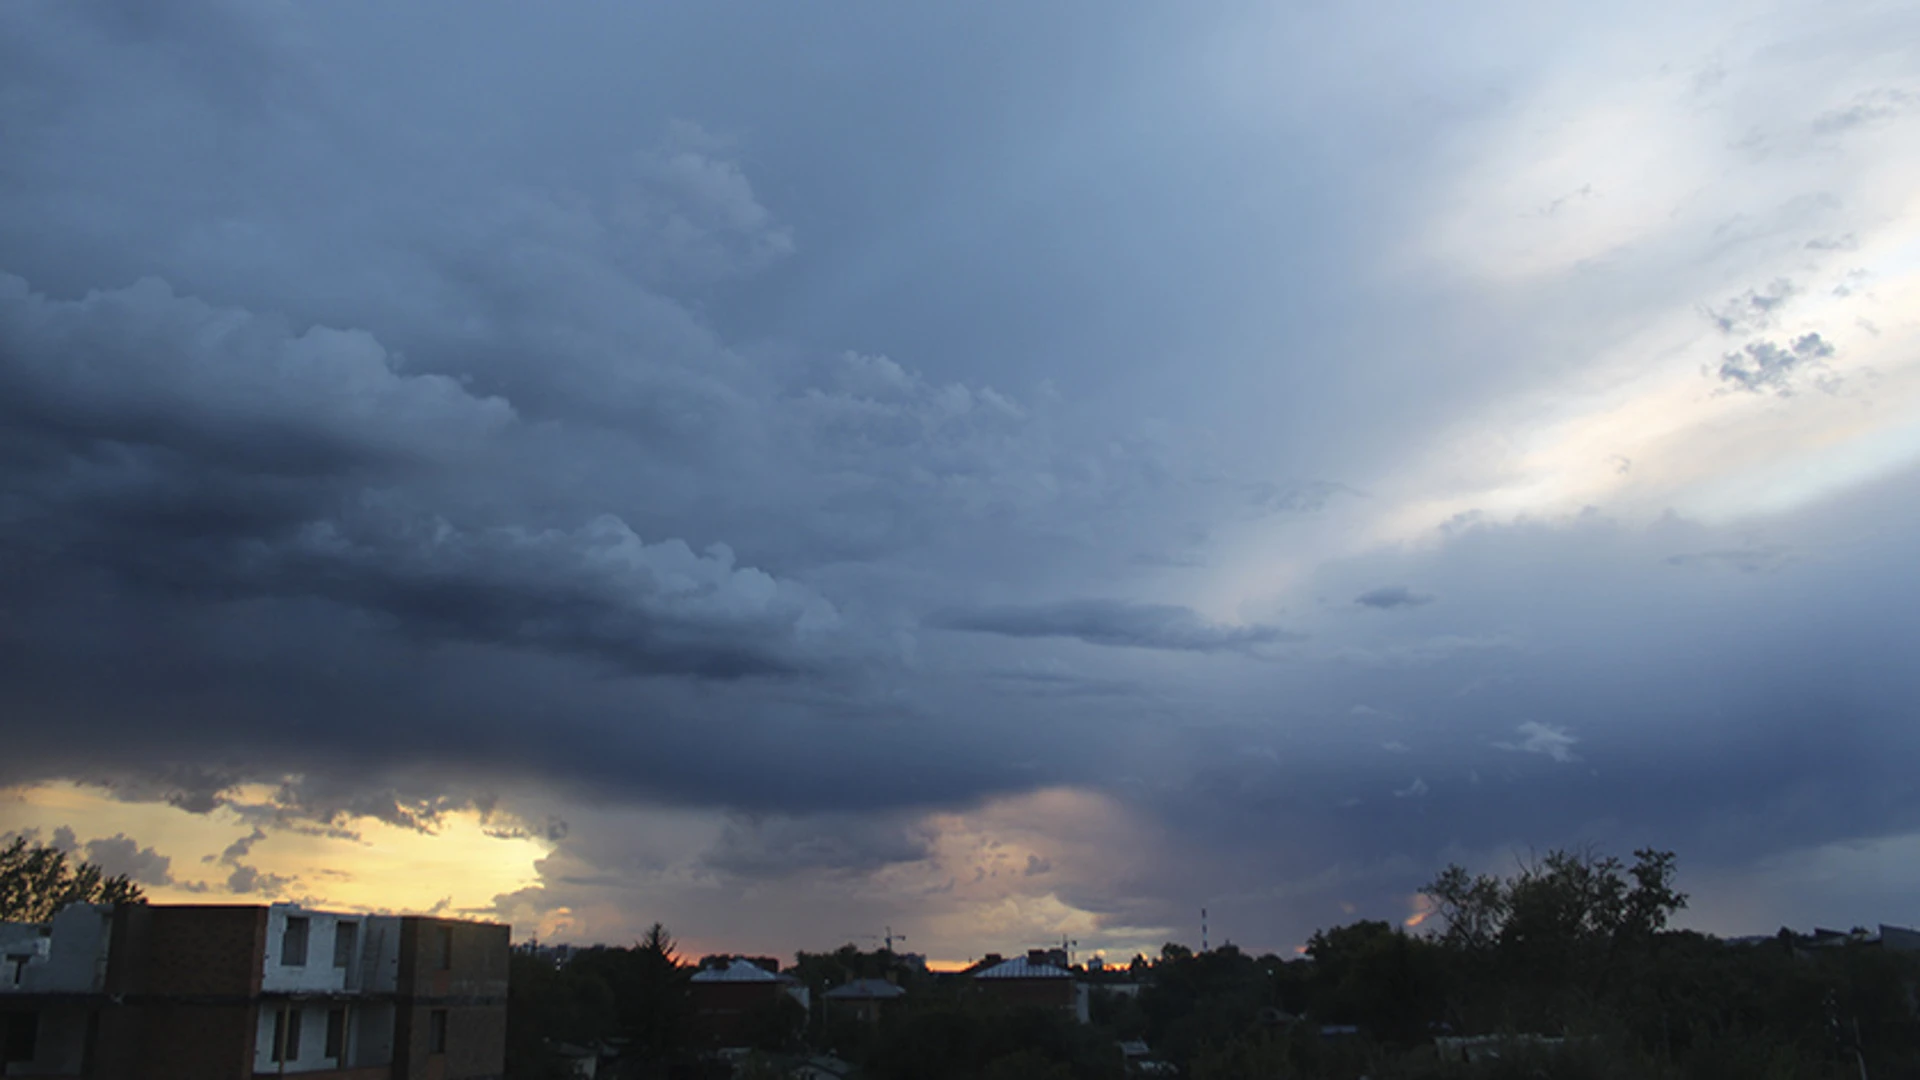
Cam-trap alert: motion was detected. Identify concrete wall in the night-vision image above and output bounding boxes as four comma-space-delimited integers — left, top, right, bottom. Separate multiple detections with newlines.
0, 904, 113, 995
262, 906, 402, 994
252, 1001, 385, 1075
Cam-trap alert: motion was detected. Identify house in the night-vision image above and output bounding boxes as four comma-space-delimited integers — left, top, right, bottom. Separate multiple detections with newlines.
689, 958, 810, 1046
0, 900, 508, 1078
822, 978, 906, 1023
972, 950, 1090, 1023
1878, 924, 1920, 951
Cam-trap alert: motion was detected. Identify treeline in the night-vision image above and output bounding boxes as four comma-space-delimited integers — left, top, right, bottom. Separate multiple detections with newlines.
506, 848, 1920, 1079
1118, 848, 1918, 1078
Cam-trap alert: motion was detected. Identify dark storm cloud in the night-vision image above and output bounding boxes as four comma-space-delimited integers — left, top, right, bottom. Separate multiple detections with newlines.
704, 814, 935, 880
0, 275, 512, 469
1354, 585, 1435, 609
929, 600, 1296, 653
3, 0, 1919, 955
0, 275, 838, 683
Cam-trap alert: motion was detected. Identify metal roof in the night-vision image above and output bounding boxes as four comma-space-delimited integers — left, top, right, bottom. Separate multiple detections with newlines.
824, 978, 907, 1000
973, 956, 1071, 979
691, 959, 779, 983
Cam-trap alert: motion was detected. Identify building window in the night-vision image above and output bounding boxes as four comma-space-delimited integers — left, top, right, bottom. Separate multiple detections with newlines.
437, 925, 454, 970
271, 1008, 303, 1062
282, 916, 309, 967
2, 1013, 36, 1065
325, 1007, 347, 1060
428, 1009, 448, 1054
5, 953, 29, 986
333, 921, 358, 968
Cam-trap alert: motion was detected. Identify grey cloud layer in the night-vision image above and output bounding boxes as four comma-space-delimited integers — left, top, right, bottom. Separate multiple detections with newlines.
2, 0, 1918, 953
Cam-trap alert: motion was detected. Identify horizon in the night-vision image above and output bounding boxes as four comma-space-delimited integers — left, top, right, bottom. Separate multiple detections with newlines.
3, 1, 1918, 969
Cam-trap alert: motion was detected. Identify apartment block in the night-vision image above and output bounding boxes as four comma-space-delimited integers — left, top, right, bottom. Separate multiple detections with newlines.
0, 902, 507, 1079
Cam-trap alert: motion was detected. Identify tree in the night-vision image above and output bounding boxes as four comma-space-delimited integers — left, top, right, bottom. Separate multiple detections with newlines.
1420, 846, 1689, 1032
1421, 847, 1686, 955
1421, 863, 1508, 952
0, 836, 144, 922
628, 922, 693, 1062
1304, 920, 1443, 1041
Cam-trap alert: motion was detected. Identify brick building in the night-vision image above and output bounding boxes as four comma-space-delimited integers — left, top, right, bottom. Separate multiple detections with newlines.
821, 978, 905, 1024
972, 951, 1090, 1023
688, 959, 810, 1047
0, 901, 507, 1079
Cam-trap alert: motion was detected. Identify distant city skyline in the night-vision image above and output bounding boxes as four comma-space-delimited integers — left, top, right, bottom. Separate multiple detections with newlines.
2, 0, 1918, 965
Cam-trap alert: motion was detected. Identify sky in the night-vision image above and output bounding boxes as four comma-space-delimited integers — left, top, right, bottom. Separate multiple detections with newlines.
2, 0, 1919, 964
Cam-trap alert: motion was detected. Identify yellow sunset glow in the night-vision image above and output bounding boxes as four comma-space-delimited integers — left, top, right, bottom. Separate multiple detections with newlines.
0, 781, 549, 920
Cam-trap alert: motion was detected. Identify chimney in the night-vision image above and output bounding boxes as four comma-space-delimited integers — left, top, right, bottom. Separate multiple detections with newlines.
1027, 949, 1048, 966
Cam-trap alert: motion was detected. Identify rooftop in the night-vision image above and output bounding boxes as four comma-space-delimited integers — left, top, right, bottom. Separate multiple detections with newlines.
974, 956, 1071, 980
691, 959, 780, 983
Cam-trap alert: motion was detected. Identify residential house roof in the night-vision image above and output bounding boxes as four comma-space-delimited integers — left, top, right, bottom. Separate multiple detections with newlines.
691, 959, 780, 983
974, 956, 1071, 980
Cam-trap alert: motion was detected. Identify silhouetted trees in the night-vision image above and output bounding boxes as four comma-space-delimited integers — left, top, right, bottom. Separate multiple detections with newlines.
0, 836, 143, 922
508, 923, 696, 1079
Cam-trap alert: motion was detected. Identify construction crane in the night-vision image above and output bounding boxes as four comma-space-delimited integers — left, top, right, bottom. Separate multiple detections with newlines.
850, 926, 909, 953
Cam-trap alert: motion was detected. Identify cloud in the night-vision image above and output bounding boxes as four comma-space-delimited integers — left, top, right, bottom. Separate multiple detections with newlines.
929, 600, 1296, 653
1716, 333, 1838, 396
618, 122, 797, 283
81, 833, 173, 886
1495, 721, 1581, 764
704, 814, 935, 880
1702, 279, 1797, 335
0, 274, 514, 470
225, 863, 292, 896
1811, 88, 1917, 136
1355, 586, 1435, 610
216, 827, 268, 865
0, 270, 851, 691
254, 509, 844, 679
